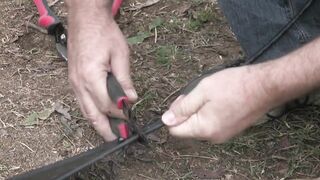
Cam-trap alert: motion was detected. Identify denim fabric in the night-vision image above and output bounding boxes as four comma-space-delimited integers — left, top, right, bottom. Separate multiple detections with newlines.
218, 0, 320, 63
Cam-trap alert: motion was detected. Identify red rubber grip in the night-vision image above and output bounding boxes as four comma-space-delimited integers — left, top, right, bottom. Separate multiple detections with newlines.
118, 122, 129, 139
117, 96, 129, 109
112, 0, 123, 16
33, 0, 60, 29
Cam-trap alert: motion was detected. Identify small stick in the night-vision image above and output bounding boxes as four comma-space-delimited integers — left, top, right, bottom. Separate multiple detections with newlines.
178, 154, 218, 161
0, 118, 6, 128
26, 22, 47, 34
127, 0, 160, 11
137, 174, 155, 180
19, 142, 35, 153
154, 27, 158, 43
49, 0, 60, 7
160, 88, 181, 105
85, 139, 94, 149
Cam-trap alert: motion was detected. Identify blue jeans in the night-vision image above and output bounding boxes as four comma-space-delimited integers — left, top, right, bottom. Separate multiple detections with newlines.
218, 0, 320, 63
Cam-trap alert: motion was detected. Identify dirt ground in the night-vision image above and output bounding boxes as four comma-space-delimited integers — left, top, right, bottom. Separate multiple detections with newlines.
0, 0, 319, 179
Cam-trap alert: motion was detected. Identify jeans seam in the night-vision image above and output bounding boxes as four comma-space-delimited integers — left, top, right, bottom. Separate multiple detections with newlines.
287, 0, 311, 43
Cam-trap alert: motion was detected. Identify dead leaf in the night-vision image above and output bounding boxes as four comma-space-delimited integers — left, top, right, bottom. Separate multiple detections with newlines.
60, 116, 73, 135
127, 31, 152, 45
149, 17, 164, 30
193, 168, 225, 179
75, 127, 84, 138
38, 108, 54, 120
54, 102, 71, 120
176, 3, 192, 16
147, 133, 167, 144
23, 112, 39, 126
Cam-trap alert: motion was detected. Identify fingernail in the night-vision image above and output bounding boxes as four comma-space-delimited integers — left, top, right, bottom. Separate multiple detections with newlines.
162, 111, 176, 126
126, 89, 138, 100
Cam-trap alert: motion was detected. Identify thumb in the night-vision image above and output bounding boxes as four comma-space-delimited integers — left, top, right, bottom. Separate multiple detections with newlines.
162, 83, 207, 126
111, 48, 138, 102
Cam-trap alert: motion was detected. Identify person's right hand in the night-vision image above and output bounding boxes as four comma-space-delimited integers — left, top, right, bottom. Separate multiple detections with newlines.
67, 2, 137, 141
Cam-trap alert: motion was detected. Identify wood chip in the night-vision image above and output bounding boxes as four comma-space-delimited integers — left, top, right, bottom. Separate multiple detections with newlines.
127, 0, 160, 11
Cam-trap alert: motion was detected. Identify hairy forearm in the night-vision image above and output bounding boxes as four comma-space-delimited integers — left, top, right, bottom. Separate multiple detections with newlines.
66, 0, 112, 10
66, 0, 114, 21
251, 38, 320, 108
66, 0, 116, 44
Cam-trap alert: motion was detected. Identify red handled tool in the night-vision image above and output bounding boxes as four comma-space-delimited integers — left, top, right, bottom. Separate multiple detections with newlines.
33, 0, 67, 60
107, 73, 148, 142
33, 0, 130, 140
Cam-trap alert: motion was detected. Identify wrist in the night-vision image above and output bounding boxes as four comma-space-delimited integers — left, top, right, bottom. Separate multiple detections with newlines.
67, 0, 115, 28
66, 0, 113, 14
241, 65, 277, 111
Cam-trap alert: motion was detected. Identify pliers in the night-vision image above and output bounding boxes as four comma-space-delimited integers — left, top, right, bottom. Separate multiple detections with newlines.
33, 0, 146, 141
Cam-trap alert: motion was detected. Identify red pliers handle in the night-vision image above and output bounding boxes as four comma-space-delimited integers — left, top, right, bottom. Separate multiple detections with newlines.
33, 0, 123, 33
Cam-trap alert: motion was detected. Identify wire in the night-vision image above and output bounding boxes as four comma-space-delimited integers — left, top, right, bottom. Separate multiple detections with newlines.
245, 0, 314, 65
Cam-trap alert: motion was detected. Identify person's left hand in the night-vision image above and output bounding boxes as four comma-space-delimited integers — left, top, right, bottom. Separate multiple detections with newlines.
161, 66, 274, 143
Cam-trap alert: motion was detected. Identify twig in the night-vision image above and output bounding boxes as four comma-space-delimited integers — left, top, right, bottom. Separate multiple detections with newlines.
0, 118, 6, 128
178, 27, 196, 34
126, 0, 160, 11
137, 174, 156, 180
70, 115, 86, 121
85, 139, 94, 149
161, 151, 218, 161
178, 154, 218, 161
26, 22, 47, 34
154, 27, 158, 43
48, 0, 60, 7
19, 142, 35, 153
160, 88, 181, 105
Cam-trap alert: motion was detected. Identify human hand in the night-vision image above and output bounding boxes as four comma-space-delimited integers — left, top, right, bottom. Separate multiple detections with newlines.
67, 5, 137, 141
161, 66, 274, 143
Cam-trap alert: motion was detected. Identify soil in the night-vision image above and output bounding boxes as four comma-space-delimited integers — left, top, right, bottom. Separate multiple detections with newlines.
0, 0, 319, 180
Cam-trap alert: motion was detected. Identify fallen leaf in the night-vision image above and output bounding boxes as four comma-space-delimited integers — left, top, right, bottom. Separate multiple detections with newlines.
176, 3, 192, 15
38, 108, 54, 120
149, 17, 164, 30
75, 127, 84, 138
62, 139, 71, 149
147, 133, 167, 144
54, 102, 71, 120
60, 116, 73, 135
24, 112, 39, 126
127, 31, 152, 45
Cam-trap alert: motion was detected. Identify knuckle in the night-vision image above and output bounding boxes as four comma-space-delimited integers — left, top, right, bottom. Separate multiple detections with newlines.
100, 108, 112, 116
85, 112, 100, 125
